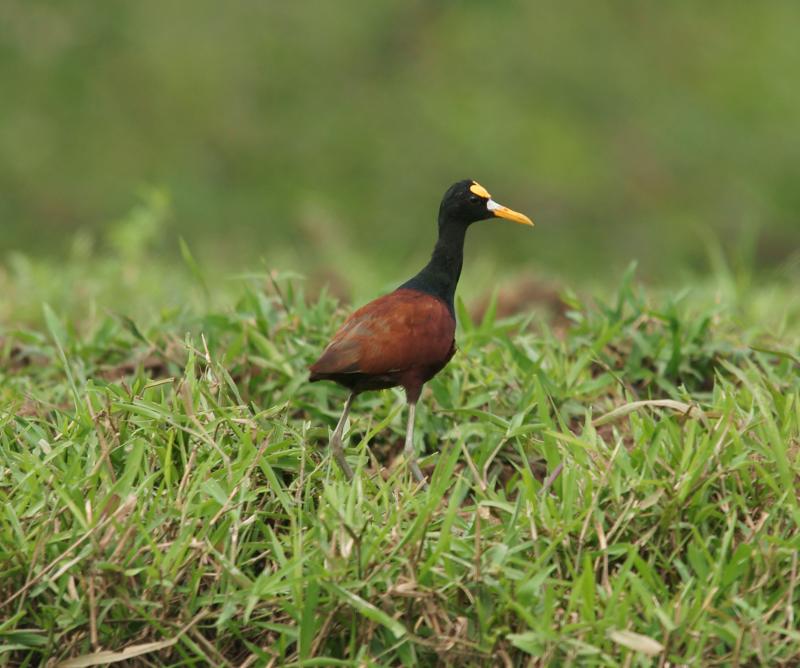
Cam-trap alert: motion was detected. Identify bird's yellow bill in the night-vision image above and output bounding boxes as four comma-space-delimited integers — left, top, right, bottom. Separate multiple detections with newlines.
487, 199, 534, 226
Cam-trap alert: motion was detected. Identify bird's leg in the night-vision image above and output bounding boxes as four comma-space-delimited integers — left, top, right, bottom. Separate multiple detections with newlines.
330, 393, 355, 480
403, 402, 426, 483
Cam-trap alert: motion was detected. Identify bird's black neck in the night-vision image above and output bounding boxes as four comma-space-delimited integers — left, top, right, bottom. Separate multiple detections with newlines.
399, 219, 466, 314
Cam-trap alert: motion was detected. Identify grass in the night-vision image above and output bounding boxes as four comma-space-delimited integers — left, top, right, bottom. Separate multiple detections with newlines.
1, 259, 799, 666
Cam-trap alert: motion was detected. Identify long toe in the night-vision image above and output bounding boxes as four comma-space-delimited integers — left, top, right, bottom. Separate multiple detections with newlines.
331, 435, 354, 480
408, 458, 426, 486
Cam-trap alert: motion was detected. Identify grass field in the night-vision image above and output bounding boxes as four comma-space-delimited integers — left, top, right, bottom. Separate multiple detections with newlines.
1, 256, 799, 666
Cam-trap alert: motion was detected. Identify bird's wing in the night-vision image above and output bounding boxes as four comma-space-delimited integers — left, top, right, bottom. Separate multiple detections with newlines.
309, 289, 455, 376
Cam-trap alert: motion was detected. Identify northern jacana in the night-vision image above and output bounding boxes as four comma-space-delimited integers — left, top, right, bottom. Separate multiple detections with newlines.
310, 180, 533, 481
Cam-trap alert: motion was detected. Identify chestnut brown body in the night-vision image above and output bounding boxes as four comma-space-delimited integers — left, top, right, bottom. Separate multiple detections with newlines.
309, 288, 456, 403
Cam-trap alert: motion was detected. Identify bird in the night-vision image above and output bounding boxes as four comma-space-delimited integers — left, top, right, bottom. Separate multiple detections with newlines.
309, 179, 533, 482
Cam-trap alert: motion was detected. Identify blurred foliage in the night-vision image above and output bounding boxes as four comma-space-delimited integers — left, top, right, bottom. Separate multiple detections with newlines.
1, 1, 799, 290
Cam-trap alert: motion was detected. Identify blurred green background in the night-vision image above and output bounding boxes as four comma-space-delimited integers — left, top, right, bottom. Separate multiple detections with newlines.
2, 1, 799, 299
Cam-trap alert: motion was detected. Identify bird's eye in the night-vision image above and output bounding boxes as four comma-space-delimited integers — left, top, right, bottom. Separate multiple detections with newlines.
469, 195, 480, 204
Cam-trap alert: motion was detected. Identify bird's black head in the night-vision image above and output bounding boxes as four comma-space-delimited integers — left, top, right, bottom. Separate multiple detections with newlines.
438, 179, 534, 228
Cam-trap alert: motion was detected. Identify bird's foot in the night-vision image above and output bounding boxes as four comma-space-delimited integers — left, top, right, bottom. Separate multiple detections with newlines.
330, 433, 354, 480
407, 458, 427, 487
